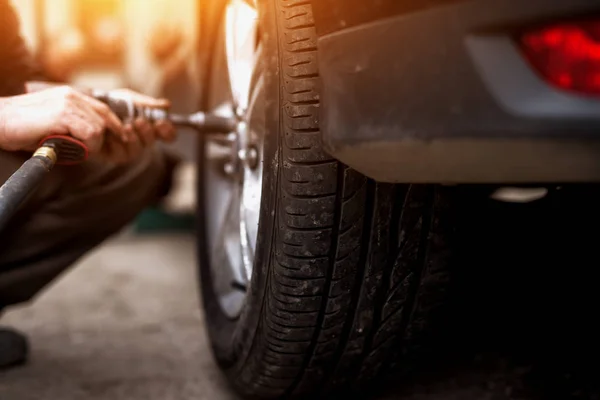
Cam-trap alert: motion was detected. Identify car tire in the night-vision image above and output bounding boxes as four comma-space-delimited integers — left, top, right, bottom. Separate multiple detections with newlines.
197, 0, 461, 397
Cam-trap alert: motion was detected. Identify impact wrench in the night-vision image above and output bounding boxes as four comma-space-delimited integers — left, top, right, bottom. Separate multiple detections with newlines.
0, 94, 237, 231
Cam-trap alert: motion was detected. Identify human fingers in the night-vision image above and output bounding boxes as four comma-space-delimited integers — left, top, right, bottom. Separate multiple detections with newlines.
78, 91, 128, 142
155, 120, 177, 143
122, 124, 143, 160
101, 135, 133, 164
133, 117, 155, 146
62, 111, 105, 153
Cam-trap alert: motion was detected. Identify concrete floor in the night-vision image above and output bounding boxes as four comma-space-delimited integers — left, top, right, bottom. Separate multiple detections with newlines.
0, 234, 237, 400
0, 228, 597, 400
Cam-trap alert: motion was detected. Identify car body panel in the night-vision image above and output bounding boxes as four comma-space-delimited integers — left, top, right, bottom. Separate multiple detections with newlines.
315, 0, 600, 183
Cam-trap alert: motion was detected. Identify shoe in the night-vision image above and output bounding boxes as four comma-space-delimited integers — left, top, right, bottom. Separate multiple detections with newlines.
0, 328, 28, 369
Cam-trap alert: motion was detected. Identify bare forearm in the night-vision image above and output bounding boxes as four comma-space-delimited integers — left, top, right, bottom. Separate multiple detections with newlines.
0, 86, 127, 153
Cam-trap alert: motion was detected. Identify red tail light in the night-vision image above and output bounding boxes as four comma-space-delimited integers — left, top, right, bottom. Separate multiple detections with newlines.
520, 19, 600, 97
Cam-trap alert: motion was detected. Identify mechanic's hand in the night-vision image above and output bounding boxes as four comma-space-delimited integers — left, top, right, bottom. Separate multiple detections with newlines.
0, 86, 125, 153
107, 88, 177, 144
100, 127, 143, 164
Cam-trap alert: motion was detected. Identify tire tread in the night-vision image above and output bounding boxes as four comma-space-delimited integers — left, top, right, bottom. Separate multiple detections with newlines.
231, 0, 454, 397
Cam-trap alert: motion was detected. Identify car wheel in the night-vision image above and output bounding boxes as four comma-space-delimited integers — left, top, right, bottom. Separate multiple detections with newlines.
197, 0, 460, 397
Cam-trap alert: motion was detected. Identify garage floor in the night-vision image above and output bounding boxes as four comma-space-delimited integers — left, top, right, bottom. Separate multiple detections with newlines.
0, 229, 597, 400
0, 234, 237, 400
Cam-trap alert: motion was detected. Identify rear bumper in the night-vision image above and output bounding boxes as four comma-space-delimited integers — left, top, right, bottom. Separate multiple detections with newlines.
318, 0, 600, 183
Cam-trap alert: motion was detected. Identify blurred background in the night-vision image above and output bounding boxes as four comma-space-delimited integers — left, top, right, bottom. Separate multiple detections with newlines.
13, 0, 201, 226
14, 0, 201, 161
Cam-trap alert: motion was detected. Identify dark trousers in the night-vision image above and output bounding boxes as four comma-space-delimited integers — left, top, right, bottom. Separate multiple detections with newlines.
0, 147, 172, 308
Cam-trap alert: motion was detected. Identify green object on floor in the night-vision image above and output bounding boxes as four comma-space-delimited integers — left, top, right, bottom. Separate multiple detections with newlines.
133, 207, 195, 233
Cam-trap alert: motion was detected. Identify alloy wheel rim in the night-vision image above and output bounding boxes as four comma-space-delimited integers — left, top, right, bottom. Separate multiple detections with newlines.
206, 0, 263, 319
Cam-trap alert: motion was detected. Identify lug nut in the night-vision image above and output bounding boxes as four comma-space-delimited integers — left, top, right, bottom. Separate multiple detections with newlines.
235, 106, 246, 118
239, 146, 259, 170
224, 162, 237, 176
227, 132, 238, 142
